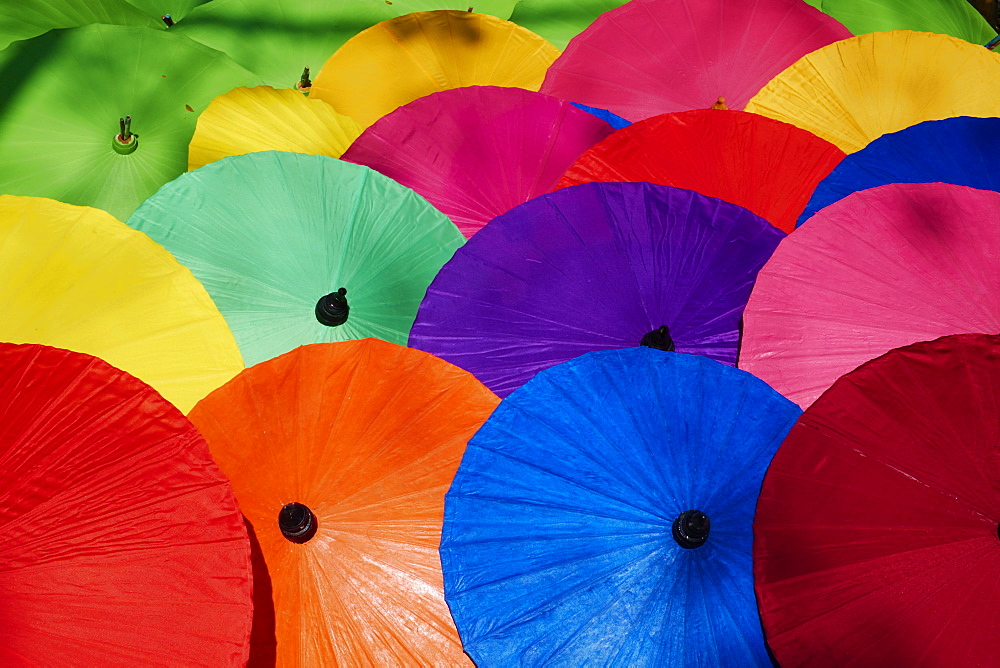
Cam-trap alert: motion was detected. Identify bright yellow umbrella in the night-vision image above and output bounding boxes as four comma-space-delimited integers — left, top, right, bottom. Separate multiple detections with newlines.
745, 31, 1000, 153
0, 195, 244, 412
310, 10, 560, 127
188, 86, 363, 171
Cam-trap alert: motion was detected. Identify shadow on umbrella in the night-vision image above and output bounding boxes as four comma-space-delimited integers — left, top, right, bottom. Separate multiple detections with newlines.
246, 518, 277, 668
0, 29, 60, 121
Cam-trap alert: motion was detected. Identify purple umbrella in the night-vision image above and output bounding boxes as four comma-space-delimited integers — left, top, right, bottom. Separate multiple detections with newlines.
408, 182, 784, 397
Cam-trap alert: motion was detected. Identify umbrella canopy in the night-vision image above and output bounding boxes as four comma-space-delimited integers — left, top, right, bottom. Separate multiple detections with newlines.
0, 0, 160, 50
538, 0, 850, 122
127, 151, 463, 367
342, 85, 615, 238
799, 116, 1000, 225
188, 85, 362, 171
754, 333, 1000, 666
441, 347, 802, 666
557, 109, 845, 233
571, 103, 631, 129
0, 24, 261, 220
746, 30, 1000, 153
310, 10, 560, 127
740, 182, 1000, 408
174, 0, 519, 89
507, 0, 628, 49
0, 195, 243, 412
187, 339, 500, 666
0, 342, 253, 665
803, 0, 996, 43
409, 181, 784, 398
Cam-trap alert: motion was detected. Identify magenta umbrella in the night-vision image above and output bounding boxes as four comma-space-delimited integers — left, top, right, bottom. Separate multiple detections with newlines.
341, 86, 615, 238
539, 0, 850, 122
740, 182, 1000, 408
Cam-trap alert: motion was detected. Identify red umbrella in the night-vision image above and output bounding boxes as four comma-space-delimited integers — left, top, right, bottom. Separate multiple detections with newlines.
556, 109, 845, 233
0, 343, 253, 665
754, 333, 1000, 666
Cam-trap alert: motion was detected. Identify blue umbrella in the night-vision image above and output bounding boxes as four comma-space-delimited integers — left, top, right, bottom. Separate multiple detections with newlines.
440, 347, 801, 666
798, 116, 1000, 225
571, 102, 632, 129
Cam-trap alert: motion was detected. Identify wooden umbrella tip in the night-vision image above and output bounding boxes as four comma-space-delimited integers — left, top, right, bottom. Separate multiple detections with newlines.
711, 97, 728, 110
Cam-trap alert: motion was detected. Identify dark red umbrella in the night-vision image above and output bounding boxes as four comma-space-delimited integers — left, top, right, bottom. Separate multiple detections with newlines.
0, 343, 253, 665
754, 333, 1000, 666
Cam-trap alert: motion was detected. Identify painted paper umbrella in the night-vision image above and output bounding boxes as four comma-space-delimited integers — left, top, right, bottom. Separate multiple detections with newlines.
409, 182, 784, 398
441, 347, 802, 665
175, 0, 519, 89
755, 333, 1000, 666
507, 0, 628, 49
188, 85, 363, 171
0, 195, 243, 413
310, 10, 560, 127
0, 343, 253, 665
572, 103, 631, 129
187, 339, 500, 666
746, 31, 1000, 154
799, 116, 1000, 225
803, 0, 996, 43
558, 109, 845, 233
342, 86, 616, 238
740, 182, 1000, 409
539, 0, 850, 122
0, 0, 160, 50
128, 151, 463, 367
0, 24, 261, 220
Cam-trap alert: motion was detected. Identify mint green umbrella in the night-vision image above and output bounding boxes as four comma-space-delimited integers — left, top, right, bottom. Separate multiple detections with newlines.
0, 0, 161, 50
175, 0, 519, 90
507, 0, 627, 50
127, 151, 464, 366
805, 0, 996, 43
0, 25, 261, 221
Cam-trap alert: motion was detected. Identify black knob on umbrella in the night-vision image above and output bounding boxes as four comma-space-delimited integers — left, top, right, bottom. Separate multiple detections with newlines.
641, 325, 675, 352
672, 509, 710, 549
315, 287, 349, 326
278, 502, 317, 543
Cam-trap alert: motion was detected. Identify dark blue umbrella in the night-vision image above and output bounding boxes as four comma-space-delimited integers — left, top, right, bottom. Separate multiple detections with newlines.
440, 347, 802, 666
798, 116, 1000, 225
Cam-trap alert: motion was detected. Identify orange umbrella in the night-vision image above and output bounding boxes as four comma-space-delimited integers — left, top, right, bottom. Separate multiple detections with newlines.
187, 339, 500, 666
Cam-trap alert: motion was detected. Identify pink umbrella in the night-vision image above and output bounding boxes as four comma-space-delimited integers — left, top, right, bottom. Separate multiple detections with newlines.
739, 182, 1000, 408
340, 86, 615, 238
539, 0, 851, 122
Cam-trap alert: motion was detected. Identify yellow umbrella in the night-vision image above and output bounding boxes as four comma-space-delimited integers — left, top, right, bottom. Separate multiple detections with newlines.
310, 10, 560, 127
0, 195, 244, 412
745, 31, 1000, 153
188, 86, 363, 171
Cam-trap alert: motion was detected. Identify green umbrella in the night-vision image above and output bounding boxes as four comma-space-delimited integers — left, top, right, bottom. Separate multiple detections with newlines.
507, 0, 627, 50
0, 24, 261, 221
0, 0, 161, 50
805, 0, 996, 43
174, 0, 519, 90
122, 0, 211, 22
127, 151, 464, 366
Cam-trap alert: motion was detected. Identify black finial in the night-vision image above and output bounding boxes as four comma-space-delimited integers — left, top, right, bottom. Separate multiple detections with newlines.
672, 510, 710, 549
161, 14, 174, 26
315, 287, 349, 326
641, 325, 675, 352
278, 503, 317, 543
